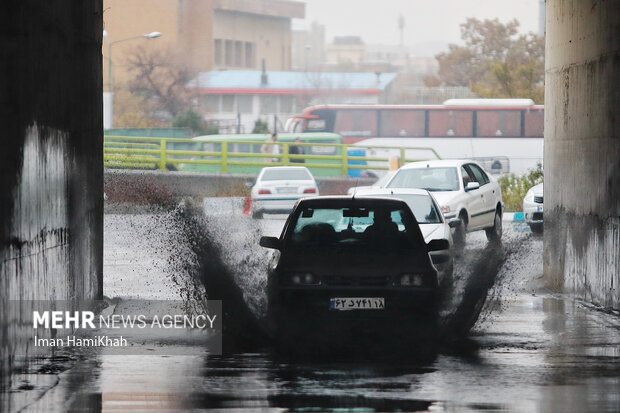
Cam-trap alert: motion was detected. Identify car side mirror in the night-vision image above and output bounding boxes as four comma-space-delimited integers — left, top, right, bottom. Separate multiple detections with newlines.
245, 179, 255, 188
465, 181, 480, 191
427, 238, 450, 252
259, 236, 281, 250
448, 218, 462, 229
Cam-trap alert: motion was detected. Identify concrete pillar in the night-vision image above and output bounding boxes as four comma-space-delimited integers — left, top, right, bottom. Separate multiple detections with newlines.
544, 0, 620, 309
0, 0, 103, 383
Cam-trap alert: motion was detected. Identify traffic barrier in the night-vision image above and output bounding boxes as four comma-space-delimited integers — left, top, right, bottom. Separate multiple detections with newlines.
503, 212, 525, 222
103, 136, 441, 177
243, 197, 251, 215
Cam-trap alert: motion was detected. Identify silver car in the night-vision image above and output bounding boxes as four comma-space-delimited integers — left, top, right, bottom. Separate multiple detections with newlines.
250, 166, 319, 219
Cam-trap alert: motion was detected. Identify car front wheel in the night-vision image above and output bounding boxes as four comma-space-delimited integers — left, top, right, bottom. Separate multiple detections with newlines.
485, 209, 502, 242
453, 213, 467, 257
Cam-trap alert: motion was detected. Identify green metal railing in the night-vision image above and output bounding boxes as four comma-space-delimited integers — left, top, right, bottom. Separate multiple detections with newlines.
104, 136, 442, 176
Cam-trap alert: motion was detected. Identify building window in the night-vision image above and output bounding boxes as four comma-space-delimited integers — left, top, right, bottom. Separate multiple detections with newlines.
214, 39, 223, 65
234, 41, 243, 67
260, 95, 277, 114
237, 95, 253, 114
222, 95, 234, 112
280, 96, 294, 113
204, 95, 220, 112
225, 40, 233, 66
245, 42, 255, 68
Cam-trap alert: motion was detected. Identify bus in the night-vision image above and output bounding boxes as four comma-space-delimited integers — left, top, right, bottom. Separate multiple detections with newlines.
285, 99, 544, 175
175, 132, 350, 177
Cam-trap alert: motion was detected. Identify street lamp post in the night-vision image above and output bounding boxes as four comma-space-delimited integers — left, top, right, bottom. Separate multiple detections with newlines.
304, 44, 311, 72
103, 31, 161, 128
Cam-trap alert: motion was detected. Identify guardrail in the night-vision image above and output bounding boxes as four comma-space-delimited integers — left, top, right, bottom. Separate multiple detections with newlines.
104, 136, 442, 176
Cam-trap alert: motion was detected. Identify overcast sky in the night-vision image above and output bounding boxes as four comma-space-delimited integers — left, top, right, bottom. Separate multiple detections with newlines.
293, 0, 543, 56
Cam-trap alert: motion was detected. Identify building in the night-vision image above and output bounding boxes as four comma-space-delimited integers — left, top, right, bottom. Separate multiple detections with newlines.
325, 36, 365, 69
103, 0, 304, 89
291, 21, 326, 71
187, 70, 396, 133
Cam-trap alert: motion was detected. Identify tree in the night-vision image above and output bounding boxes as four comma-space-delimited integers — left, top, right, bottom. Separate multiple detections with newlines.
498, 163, 543, 212
252, 119, 270, 134
113, 89, 166, 128
434, 18, 545, 103
172, 109, 218, 136
125, 46, 197, 120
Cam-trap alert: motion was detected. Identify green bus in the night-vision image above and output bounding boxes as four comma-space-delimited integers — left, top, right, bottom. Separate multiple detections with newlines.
175, 132, 346, 176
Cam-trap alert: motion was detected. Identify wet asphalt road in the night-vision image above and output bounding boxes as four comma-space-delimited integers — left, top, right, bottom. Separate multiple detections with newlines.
10, 208, 620, 412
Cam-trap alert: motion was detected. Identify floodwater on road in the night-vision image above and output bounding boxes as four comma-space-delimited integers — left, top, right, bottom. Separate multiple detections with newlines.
15, 206, 620, 412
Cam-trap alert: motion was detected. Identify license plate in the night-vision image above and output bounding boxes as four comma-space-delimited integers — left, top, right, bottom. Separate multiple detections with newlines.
278, 187, 297, 194
537, 206, 543, 212
330, 297, 385, 310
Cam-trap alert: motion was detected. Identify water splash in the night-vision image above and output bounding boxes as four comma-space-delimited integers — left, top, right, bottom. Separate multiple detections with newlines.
158, 200, 536, 356
163, 201, 270, 352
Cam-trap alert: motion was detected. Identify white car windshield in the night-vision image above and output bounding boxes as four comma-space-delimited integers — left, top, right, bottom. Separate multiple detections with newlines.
261, 169, 312, 181
363, 194, 442, 224
387, 167, 460, 191
373, 171, 396, 187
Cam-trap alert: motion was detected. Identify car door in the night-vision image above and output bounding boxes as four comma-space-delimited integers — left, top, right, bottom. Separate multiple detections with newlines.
460, 165, 485, 229
465, 163, 497, 228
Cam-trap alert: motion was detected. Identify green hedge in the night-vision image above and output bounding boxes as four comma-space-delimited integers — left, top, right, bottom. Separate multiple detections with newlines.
498, 165, 543, 212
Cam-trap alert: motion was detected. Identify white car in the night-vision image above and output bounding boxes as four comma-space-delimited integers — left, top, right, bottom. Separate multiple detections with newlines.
346, 171, 396, 195
250, 166, 319, 218
355, 188, 455, 286
385, 160, 504, 249
523, 182, 543, 233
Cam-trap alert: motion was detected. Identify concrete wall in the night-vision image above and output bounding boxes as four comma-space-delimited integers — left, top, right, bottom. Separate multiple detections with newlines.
0, 0, 103, 383
544, 0, 620, 309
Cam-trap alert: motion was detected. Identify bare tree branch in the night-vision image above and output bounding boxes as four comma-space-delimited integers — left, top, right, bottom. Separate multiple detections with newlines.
125, 46, 196, 119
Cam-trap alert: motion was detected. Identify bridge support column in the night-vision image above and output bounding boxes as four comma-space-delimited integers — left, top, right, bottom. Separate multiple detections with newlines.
544, 0, 620, 308
0, 1, 103, 384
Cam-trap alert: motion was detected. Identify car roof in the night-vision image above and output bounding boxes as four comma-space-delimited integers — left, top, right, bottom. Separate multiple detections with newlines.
260, 166, 310, 171
353, 188, 431, 196
398, 159, 475, 169
297, 195, 411, 209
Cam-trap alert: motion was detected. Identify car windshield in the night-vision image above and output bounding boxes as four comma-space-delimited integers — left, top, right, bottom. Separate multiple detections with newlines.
387, 167, 459, 191
261, 169, 312, 181
287, 205, 423, 253
362, 194, 442, 224
373, 171, 396, 187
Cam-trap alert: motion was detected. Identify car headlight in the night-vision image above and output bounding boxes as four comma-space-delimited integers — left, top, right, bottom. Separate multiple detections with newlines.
398, 274, 425, 287
441, 205, 451, 214
287, 272, 321, 286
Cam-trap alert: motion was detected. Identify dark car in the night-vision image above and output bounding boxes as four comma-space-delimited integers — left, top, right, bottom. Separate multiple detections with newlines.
259, 196, 449, 351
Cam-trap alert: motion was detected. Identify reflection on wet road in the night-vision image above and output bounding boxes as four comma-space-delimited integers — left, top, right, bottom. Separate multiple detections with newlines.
24, 210, 620, 412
